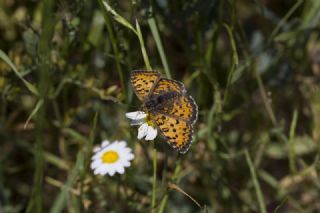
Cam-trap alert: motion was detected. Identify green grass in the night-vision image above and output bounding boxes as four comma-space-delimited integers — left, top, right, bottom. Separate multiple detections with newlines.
1, 0, 320, 212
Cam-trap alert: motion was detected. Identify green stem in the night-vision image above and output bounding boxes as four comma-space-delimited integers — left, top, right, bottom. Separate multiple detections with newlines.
158, 194, 168, 213
289, 109, 298, 174
245, 150, 266, 213
97, 0, 126, 98
151, 142, 157, 212
269, 0, 304, 43
26, 0, 55, 212
254, 67, 277, 126
223, 24, 238, 104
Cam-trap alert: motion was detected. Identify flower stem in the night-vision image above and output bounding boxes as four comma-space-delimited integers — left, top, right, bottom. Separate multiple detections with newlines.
158, 194, 168, 213
151, 142, 157, 212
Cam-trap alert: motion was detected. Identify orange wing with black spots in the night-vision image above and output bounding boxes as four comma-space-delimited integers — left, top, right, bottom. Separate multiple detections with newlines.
131, 70, 160, 101
130, 70, 198, 154
151, 78, 186, 96
159, 95, 198, 125
150, 112, 193, 153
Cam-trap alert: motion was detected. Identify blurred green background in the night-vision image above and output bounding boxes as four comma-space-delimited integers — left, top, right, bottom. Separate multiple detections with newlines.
1, 0, 320, 212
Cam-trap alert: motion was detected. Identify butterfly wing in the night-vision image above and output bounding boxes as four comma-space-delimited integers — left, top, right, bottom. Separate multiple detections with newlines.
151, 78, 186, 96
150, 77, 197, 124
131, 71, 198, 153
131, 70, 160, 101
150, 78, 198, 153
150, 112, 193, 153
158, 94, 198, 125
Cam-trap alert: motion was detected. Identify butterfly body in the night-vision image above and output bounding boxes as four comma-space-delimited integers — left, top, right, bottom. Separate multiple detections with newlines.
144, 91, 179, 111
131, 70, 198, 153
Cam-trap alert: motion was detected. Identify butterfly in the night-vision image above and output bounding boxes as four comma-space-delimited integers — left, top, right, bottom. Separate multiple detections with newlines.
130, 70, 198, 153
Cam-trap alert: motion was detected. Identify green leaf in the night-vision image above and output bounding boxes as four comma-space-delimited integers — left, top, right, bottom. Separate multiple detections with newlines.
24, 99, 44, 129
100, 0, 137, 34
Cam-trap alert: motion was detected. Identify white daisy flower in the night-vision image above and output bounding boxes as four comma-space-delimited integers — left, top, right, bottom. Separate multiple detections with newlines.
90, 140, 134, 176
126, 111, 158, 140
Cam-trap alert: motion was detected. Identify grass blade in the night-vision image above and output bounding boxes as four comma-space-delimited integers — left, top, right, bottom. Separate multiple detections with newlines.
50, 152, 84, 213
148, 17, 171, 78
245, 149, 266, 213
26, 0, 55, 212
136, 20, 152, 70
0, 49, 39, 96
223, 24, 239, 104
289, 108, 298, 174
100, 0, 137, 34
269, 0, 303, 42
24, 99, 44, 129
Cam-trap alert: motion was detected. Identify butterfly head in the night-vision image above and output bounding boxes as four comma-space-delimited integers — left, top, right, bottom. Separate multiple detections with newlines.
144, 98, 158, 111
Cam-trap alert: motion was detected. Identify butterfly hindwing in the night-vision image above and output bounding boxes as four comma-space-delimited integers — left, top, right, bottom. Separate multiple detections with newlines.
131, 70, 160, 101
150, 112, 193, 154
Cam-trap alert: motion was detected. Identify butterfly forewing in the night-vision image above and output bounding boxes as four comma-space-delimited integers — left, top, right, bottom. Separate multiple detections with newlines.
151, 78, 186, 96
131, 70, 160, 101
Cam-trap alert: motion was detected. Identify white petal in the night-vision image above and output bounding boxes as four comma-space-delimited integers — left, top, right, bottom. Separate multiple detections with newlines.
90, 159, 102, 169
105, 142, 118, 151
122, 147, 133, 154
108, 167, 116, 176
95, 165, 108, 175
93, 169, 100, 175
93, 146, 101, 152
138, 123, 149, 139
116, 166, 125, 174
101, 140, 110, 148
91, 147, 108, 160
126, 111, 146, 120
122, 161, 131, 167
126, 153, 135, 161
130, 118, 145, 126
118, 151, 134, 163
113, 161, 125, 174
91, 151, 103, 160
117, 141, 127, 149
118, 153, 134, 163
145, 126, 157, 140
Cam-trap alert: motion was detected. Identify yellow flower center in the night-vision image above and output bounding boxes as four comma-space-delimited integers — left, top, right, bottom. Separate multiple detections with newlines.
101, 150, 119, 164
146, 113, 155, 127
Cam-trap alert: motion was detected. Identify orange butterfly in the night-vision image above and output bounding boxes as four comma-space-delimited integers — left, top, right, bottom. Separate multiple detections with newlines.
130, 70, 198, 153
